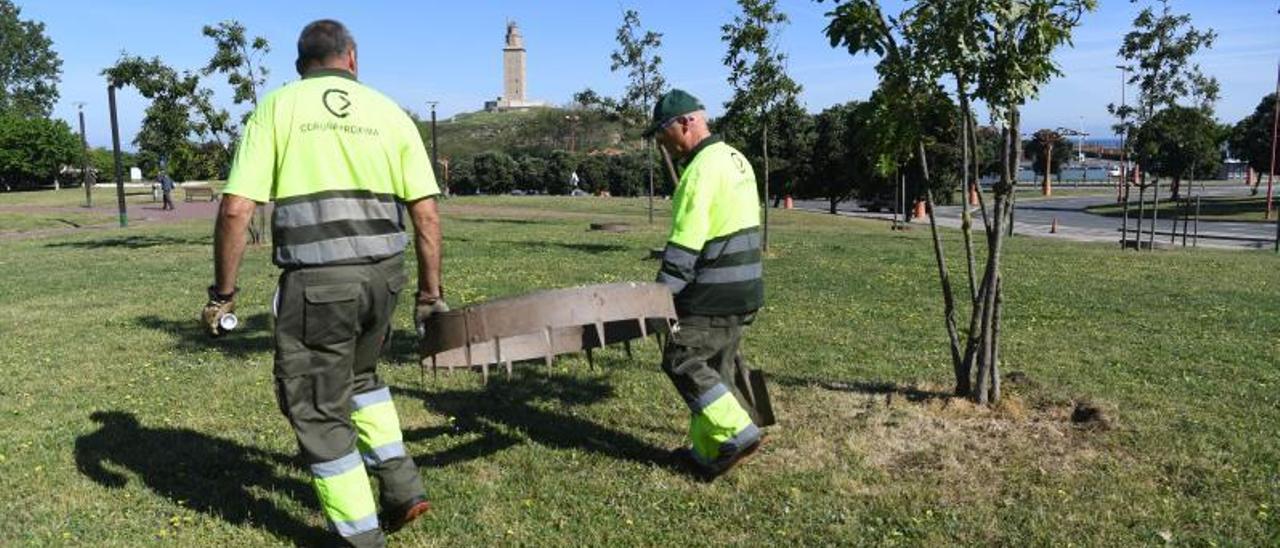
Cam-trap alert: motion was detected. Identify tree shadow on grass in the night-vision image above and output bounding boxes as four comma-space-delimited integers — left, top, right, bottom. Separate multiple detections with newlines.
504, 240, 630, 254
454, 217, 542, 225
74, 411, 331, 546
45, 234, 210, 249
394, 368, 675, 471
133, 313, 273, 359
769, 373, 953, 403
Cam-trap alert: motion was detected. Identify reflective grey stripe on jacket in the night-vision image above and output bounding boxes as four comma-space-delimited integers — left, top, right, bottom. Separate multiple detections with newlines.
271, 189, 407, 267
658, 225, 764, 315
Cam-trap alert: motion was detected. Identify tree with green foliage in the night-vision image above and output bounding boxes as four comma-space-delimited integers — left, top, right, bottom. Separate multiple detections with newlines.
1024, 129, 1072, 194
545, 150, 579, 195
0, 0, 61, 118
201, 20, 270, 119
471, 151, 518, 195
722, 0, 802, 251
807, 101, 872, 213
515, 154, 548, 193
610, 8, 667, 222
1227, 93, 1277, 195
1109, 0, 1218, 200
1133, 105, 1222, 194
103, 56, 202, 176
448, 156, 476, 195
576, 154, 610, 195
0, 114, 78, 190
824, 0, 1094, 404
202, 20, 271, 241
607, 152, 647, 197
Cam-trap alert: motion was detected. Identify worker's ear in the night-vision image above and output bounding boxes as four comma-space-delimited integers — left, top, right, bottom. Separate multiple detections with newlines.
346, 48, 358, 76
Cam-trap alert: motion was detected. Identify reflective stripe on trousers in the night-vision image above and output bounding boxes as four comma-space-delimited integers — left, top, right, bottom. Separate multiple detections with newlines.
352, 387, 409, 466
310, 451, 380, 538
688, 383, 759, 465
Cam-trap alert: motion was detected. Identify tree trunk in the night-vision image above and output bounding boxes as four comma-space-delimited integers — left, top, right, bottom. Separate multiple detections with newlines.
829, 195, 838, 214
762, 123, 770, 252
957, 88, 978, 304
1149, 178, 1160, 250
990, 276, 1003, 403
969, 108, 990, 234
1042, 146, 1052, 196
920, 140, 964, 387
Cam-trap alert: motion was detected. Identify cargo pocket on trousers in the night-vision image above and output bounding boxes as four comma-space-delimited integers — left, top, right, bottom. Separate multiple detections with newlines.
303, 283, 361, 346
382, 274, 407, 353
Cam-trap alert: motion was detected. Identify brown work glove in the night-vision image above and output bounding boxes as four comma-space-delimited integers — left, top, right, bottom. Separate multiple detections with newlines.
414, 296, 449, 339
201, 286, 237, 337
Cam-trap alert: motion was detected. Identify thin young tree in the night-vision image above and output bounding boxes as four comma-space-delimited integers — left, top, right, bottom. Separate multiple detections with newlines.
824, 0, 1094, 404
722, 0, 802, 252
609, 9, 667, 223
1110, 0, 1218, 202
203, 20, 271, 243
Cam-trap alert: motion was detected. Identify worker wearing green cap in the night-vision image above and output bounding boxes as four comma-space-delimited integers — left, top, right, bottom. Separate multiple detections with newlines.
645, 89, 765, 480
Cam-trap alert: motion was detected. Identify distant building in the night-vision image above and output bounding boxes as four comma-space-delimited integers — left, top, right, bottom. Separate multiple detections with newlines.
484, 21, 546, 112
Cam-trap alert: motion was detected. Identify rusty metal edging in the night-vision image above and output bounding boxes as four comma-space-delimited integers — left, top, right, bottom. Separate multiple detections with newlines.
419, 282, 677, 380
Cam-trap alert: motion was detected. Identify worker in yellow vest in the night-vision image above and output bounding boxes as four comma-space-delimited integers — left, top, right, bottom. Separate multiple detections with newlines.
203, 20, 444, 547
644, 89, 765, 480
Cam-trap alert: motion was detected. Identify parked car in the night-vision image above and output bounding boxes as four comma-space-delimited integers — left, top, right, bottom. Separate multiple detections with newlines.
857, 192, 901, 213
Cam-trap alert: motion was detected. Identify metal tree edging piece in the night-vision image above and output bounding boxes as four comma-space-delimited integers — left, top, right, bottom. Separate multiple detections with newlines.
419, 282, 678, 381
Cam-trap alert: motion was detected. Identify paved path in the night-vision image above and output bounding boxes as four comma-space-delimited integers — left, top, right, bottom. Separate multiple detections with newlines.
795, 183, 1278, 251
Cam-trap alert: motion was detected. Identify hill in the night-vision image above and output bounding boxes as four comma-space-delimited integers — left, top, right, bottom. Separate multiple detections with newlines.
415, 107, 632, 162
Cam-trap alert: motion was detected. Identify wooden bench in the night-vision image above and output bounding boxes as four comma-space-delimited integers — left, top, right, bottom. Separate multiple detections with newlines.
183, 185, 219, 202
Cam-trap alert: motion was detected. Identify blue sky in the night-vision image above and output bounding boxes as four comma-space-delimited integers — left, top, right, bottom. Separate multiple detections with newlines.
19, 0, 1280, 149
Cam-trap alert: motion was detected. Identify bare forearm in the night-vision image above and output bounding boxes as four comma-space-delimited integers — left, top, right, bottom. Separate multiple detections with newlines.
213, 195, 256, 294
408, 198, 443, 300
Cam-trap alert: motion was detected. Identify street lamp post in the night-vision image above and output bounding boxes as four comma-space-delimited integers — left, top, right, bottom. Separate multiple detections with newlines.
108, 83, 127, 227
427, 101, 441, 195
75, 102, 90, 208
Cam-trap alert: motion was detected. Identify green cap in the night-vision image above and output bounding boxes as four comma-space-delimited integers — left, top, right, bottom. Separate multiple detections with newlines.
643, 89, 704, 137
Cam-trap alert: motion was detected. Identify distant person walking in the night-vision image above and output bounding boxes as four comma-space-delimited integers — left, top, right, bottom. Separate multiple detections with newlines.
645, 89, 766, 480
159, 172, 175, 210
203, 19, 445, 547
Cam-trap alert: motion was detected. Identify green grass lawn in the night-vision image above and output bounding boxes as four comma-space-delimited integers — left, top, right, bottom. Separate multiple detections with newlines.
1, 196, 1277, 546
1087, 194, 1276, 223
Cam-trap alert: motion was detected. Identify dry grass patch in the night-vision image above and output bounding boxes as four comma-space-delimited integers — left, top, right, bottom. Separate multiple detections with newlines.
762, 375, 1117, 495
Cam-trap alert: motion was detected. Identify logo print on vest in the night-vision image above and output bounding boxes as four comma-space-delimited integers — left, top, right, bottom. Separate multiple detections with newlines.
323, 89, 352, 118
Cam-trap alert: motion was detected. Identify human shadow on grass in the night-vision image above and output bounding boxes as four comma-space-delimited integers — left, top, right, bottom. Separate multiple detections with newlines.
134, 313, 273, 359
769, 373, 952, 402
45, 234, 210, 249
394, 369, 675, 471
74, 411, 331, 546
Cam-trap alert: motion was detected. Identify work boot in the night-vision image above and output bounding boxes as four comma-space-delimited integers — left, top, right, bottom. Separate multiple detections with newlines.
669, 436, 765, 482
380, 496, 430, 533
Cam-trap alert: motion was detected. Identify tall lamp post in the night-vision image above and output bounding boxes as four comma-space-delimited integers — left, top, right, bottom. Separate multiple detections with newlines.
1269, 58, 1278, 251
108, 82, 127, 227
426, 101, 441, 195
75, 102, 90, 208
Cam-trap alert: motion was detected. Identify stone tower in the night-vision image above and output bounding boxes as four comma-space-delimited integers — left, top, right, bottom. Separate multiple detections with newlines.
484, 20, 542, 111
502, 21, 526, 106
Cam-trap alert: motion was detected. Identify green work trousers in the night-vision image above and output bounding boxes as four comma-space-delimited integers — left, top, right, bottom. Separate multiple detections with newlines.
274, 255, 424, 547
661, 313, 762, 467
